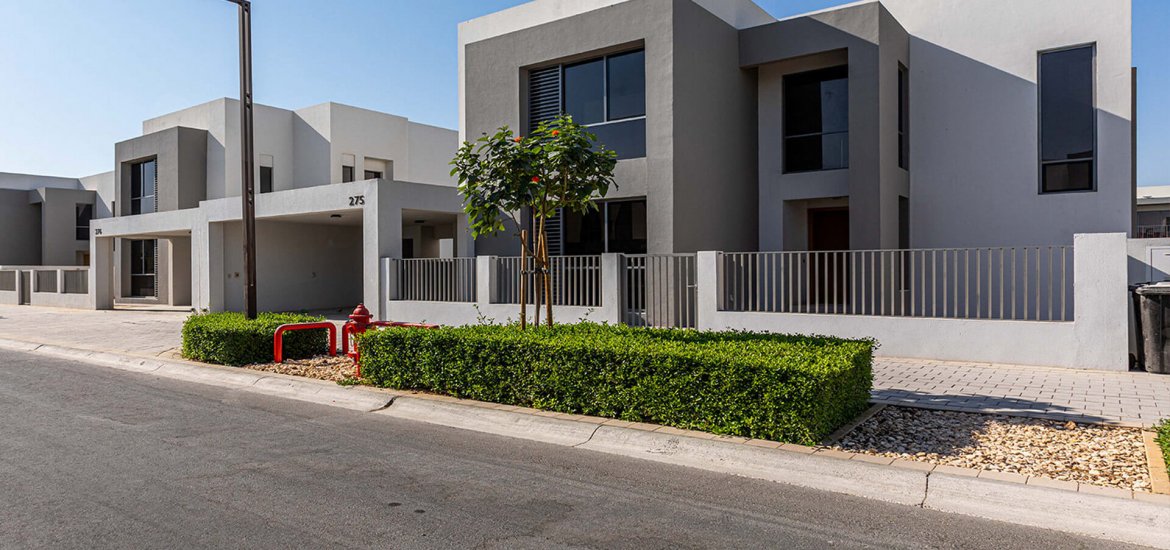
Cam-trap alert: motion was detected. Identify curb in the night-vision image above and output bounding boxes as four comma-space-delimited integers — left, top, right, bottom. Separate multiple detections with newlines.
0, 338, 392, 412
2, 338, 1167, 546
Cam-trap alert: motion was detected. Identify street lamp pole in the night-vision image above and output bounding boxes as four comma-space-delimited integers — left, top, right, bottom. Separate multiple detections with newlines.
227, 0, 257, 319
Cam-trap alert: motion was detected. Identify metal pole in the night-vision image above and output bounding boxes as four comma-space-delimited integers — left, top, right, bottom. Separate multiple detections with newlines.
230, 0, 258, 319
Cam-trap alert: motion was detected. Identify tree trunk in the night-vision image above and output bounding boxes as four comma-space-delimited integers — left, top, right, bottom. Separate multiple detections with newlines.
533, 219, 543, 327
542, 231, 553, 326
519, 229, 527, 329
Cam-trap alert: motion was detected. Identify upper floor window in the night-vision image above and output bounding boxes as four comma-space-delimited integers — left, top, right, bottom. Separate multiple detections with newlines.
75, 204, 92, 240
528, 49, 646, 160
898, 64, 909, 170
1039, 45, 1095, 193
365, 170, 382, 180
259, 166, 274, 193
784, 66, 848, 173
130, 159, 156, 215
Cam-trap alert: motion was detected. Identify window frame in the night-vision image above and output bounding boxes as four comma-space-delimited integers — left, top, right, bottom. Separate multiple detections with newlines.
129, 238, 157, 298
129, 158, 157, 215
1037, 43, 1097, 195
259, 165, 274, 194
75, 204, 92, 241
782, 65, 850, 174
556, 197, 648, 255
561, 50, 647, 129
528, 48, 647, 160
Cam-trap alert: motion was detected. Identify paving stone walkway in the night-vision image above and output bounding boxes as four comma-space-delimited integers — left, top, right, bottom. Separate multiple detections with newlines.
1, 305, 1167, 427
874, 357, 1170, 427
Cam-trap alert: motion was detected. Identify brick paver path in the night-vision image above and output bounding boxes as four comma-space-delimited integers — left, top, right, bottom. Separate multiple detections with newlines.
874, 357, 1170, 427
1, 305, 1168, 427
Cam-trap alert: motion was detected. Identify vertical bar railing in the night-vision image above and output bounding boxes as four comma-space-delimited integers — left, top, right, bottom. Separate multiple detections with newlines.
492, 255, 601, 307
396, 258, 476, 302
720, 246, 1073, 321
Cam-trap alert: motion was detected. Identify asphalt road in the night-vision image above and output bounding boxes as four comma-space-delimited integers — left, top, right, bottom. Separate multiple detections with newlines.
0, 349, 1143, 549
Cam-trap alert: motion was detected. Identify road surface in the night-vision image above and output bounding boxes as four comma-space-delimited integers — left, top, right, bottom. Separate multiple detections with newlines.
0, 349, 1139, 549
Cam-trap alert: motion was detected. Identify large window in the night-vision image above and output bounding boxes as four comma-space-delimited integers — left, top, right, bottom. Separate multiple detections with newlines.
784, 66, 849, 173
1039, 45, 1096, 193
559, 198, 647, 255
129, 159, 157, 215
129, 239, 156, 298
75, 204, 92, 241
528, 49, 646, 160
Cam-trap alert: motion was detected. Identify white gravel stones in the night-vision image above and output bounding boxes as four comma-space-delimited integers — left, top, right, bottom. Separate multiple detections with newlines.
832, 406, 1152, 492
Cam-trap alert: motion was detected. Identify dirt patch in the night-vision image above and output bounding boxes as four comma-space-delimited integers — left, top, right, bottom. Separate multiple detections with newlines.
246, 355, 357, 383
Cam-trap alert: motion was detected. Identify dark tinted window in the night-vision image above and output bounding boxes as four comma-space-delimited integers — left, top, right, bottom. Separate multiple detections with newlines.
564, 58, 605, 125
898, 64, 909, 170
562, 206, 605, 256
75, 204, 92, 240
129, 159, 156, 215
342, 165, 354, 183
606, 199, 647, 253
260, 166, 273, 193
365, 170, 382, 180
607, 50, 645, 120
1040, 45, 1095, 193
784, 66, 849, 172
589, 118, 646, 160
130, 239, 156, 297
558, 199, 646, 255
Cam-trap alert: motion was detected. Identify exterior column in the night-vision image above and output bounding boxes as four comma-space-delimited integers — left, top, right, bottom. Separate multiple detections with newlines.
600, 253, 622, 324
364, 182, 402, 319
476, 255, 496, 307
695, 251, 720, 331
90, 236, 114, 310
456, 213, 475, 257
1072, 233, 1129, 371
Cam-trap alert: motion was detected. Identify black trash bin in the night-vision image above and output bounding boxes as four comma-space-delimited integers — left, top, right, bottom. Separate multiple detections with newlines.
1135, 283, 1170, 374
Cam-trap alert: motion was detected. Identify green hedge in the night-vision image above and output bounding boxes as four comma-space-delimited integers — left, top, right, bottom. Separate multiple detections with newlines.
357, 323, 874, 445
1158, 419, 1170, 471
181, 312, 329, 367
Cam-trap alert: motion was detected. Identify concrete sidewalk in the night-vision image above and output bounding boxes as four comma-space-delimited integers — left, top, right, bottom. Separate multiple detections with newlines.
1, 305, 1168, 426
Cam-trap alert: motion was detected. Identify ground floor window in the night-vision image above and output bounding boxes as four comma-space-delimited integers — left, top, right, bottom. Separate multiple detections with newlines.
130, 239, 156, 297
560, 198, 647, 255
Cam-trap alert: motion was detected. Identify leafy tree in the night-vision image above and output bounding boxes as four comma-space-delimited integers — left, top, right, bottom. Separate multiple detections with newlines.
451, 114, 617, 327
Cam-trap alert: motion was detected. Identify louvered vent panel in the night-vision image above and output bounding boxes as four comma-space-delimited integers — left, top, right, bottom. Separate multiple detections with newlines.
528, 66, 562, 133
543, 209, 564, 256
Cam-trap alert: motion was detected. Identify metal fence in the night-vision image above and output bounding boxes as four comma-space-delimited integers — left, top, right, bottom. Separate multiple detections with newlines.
622, 254, 697, 328
0, 270, 14, 292
493, 255, 602, 307
63, 270, 88, 294
721, 247, 1074, 321
396, 258, 476, 302
1136, 225, 1170, 239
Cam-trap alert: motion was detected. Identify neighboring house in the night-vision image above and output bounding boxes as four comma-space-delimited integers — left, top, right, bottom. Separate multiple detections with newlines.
460, 0, 1134, 255
0, 171, 113, 266
1135, 185, 1170, 238
86, 99, 464, 316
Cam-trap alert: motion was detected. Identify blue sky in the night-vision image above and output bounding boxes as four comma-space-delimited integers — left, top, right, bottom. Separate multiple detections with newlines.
1, 0, 1166, 185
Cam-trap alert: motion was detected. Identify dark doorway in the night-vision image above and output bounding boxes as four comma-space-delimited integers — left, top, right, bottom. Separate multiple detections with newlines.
807, 208, 849, 311
808, 208, 849, 251
402, 239, 415, 259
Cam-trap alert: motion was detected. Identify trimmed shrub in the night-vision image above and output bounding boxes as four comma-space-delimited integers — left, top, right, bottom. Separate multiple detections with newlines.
1158, 419, 1170, 471
358, 323, 874, 445
181, 311, 328, 367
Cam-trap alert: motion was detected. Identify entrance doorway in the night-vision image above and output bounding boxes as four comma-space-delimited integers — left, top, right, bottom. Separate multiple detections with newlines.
808, 207, 849, 310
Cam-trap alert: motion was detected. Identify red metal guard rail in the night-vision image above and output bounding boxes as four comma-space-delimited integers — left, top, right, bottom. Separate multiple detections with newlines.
273, 322, 338, 363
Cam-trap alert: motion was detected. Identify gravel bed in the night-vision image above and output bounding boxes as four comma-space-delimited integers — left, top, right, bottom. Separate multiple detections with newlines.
832, 406, 1151, 492
245, 355, 357, 383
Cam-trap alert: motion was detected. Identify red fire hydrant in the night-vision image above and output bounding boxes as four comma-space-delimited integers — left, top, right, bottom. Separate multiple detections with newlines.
343, 303, 372, 366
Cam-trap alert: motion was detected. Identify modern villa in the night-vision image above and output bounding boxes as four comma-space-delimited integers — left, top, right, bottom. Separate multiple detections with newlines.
0, 0, 1150, 371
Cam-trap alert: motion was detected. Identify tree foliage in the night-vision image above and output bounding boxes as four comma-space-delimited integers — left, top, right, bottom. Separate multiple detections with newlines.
451, 115, 618, 326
